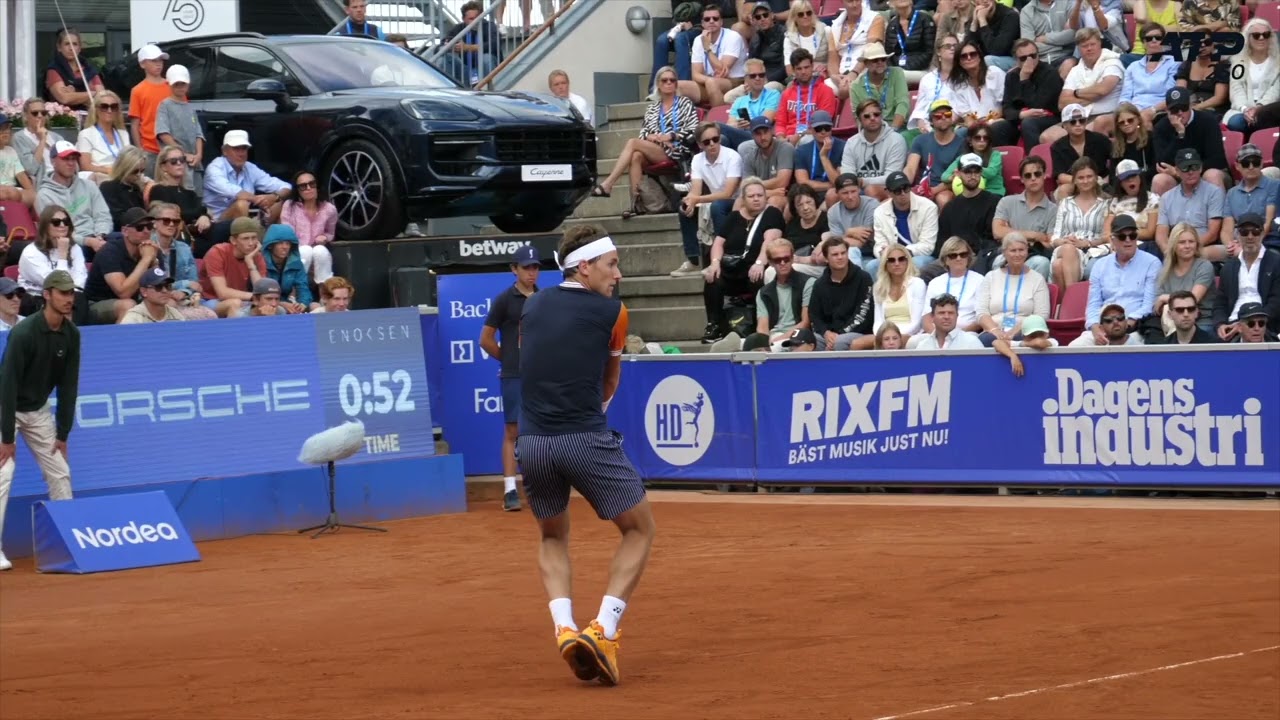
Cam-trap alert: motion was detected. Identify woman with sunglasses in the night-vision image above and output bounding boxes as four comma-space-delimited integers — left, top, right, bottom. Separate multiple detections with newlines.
1050, 157, 1109, 289
1174, 36, 1230, 116
280, 170, 338, 284
1120, 23, 1179, 126
947, 37, 1014, 145
939, 121, 1005, 196
1154, 221, 1216, 332
74, 90, 132, 182
783, 0, 832, 78
1102, 158, 1159, 248
17, 205, 88, 319
860, 244, 926, 349
593, 66, 698, 209
147, 145, 215, 253
97, 147, 152, 232
907, 34, 958, 137
1109, 102, 1168, 194
976, 232, 1052, 346
1126, 0, 1179, 67
923, 236, 984, 334
1224, 19, 1280, 134
43, 28, 103, 112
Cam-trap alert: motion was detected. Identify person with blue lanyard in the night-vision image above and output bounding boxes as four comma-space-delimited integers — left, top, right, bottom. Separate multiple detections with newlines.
337, 0, 386, 39
720, 58, 783, 148
443, 1, 502, 87
791, 110, 845, 207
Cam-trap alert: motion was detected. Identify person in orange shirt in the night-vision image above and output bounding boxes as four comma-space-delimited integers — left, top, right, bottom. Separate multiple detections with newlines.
128, 44, 171, 172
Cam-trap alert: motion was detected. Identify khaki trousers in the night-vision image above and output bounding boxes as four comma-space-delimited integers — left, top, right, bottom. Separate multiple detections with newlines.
0, 403, 74, 553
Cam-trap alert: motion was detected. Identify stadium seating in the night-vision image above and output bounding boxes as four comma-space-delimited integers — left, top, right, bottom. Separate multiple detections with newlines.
1028, 143, 1055, 194
1224, 130, 1245, 178
833, 99, 858, 138
1047, 281, 1090, 346
997, 146, 1025, 194
1255, 2, 1278, 27
1048, 282, 1060, 319
817, 0, 843, 21
1, 201, 36, 239
705, 104, 731, 124
3, 265, 17, 281
1249, 127, 1279, 167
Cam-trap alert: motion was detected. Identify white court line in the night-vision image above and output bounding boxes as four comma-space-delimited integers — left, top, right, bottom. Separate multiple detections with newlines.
871, 645, 1280, 720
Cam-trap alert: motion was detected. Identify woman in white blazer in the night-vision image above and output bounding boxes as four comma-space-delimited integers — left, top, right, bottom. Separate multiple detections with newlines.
1224, 18, 1280, 133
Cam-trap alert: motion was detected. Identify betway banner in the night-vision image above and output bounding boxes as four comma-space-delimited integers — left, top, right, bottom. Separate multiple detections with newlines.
421, 235, 562, 267
606, 348, 1279, 487
0, 309, 434, 498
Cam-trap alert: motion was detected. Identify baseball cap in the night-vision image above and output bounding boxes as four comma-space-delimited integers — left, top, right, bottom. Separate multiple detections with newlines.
513, 245, 541, 267
834, 173, 860, 191
53, 140, 79, 158
252, 278, 282, 296
749, 115, 772, 132
1237, 212, 1266, 229
781, 327, 816, 348
885, 171, 911, 192
1111, 214, 1139, 233
809, 110, 834, 129
230, 216, 262, 237
1021, 315, 1049, 338
139, 266, 171, 288
741, 332, 772, 351
166, 64, 191, 85
958, 153, 984, 171
929, 99, 953, 113
1238, 301, 1270, 320
1114, 159, 1142, 181
138, 44, 169, 62
1238, 143, 1263, 162
1176, 148, 1202, 171
1102, 302, 1127, 318
120, 207, 152, 228
751, 0, 773, 11
223, 129, 252, 148
1062, 103, 1089, 122
43, 270, 75, 292
0, 113, 10, 128
0, 277, 25, 296
1166, 87, 1190, 110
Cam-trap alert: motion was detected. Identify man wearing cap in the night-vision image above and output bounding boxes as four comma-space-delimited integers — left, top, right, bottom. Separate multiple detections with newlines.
936, 153, 1001, 271
155, 64, 204, 191
1153, 147, 1225, 262
1213, 212, 1280, 339
1048, 103, 1111, 196
1157, 290, 1216, 344
737, 116, 794, 209
872, 170, 938, 273
792, 111, 844, 205
780, 327, 816, 352
1222, 144, 1278, 246
722, 58, 783, 147
840, 98, 908, 201
808, 237, 874, 350
1231, 303, 1277, 343
199, 216, 269, 317
203, 129, 291, 223
0, 269, 81, 571
822, 173, 879, 267
248, 278, 287, 317
775, 50, 838, 146
83, 206, 160, 324
34, 140, 111, 253
120, 267, 185, 324
847, 43, 910, 133
0, 113, 36, 207
1056, 28, 1123, 137
0, 278, 25, 331
1072, 214, 1160, 346
128, 44, 172, 169
1152, 86, 1229, 191
480, 245, 542, 513
904, 99, 966, 209
1002, 38, 1064, 148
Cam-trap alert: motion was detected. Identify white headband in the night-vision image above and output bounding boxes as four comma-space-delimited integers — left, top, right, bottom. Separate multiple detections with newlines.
556, 236, 617, 270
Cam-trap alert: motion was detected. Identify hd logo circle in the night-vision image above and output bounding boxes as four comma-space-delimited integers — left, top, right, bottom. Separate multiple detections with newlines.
644, 375, 715, 466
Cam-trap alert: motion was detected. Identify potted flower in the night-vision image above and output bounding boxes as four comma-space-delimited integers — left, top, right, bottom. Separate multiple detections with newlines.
3, 99, 82, 140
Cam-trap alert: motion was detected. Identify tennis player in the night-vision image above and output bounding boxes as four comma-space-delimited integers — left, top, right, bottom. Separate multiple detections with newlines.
517, 224, 656, 686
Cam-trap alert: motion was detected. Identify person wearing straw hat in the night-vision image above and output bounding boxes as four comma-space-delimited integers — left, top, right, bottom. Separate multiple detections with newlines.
847, 42, 910, 133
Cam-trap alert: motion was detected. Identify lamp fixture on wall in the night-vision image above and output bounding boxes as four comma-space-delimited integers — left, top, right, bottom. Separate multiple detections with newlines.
625, 6, 651, 34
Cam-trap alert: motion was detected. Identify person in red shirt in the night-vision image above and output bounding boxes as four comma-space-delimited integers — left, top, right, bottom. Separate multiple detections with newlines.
128, 44, 172, 170
197, 216, 267, 318
774, 49, 838, 146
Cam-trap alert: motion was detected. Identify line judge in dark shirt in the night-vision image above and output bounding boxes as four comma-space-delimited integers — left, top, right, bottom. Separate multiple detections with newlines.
516, 224, 654, 687
480, 245, 541, 513
0, 269, 81, 572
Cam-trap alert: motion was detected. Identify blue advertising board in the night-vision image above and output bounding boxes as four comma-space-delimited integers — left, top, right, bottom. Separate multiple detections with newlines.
0, 309, 434, 499
436, 270, 564, 475
612, 348, 1280, 487
33, 491, 201, 573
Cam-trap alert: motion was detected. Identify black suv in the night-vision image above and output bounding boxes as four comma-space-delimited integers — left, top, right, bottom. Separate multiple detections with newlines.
103, 33, 596, 240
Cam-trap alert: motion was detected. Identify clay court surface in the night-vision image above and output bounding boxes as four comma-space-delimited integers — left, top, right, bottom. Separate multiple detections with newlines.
2, 492, 1278, 719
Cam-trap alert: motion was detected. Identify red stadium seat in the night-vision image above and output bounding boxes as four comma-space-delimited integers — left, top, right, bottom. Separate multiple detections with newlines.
704, 104, 731, 125
996, 145, 1024, 194
642, 158, 682, 176
1242, 3, 1251, 23
1223, 130, 1245, 179
1124, 14, 1136, 45
833, 99, 858, 139
1256, 3, 1280, 29
3, 265, 17, 281
1028, 142, 1055, 195
0, 201, 36, 241
817, 0, 843, 21
1249, 127, 1280, 167
1047, 281, 1090, 345
1048, 282, 1061, 319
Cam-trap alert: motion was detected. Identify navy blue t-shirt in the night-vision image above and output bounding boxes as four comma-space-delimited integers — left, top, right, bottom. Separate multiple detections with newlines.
519, 283, 627, 436
483, 283, 536, 379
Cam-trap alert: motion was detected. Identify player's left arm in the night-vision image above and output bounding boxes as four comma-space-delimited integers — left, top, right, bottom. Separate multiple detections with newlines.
603, 304, 628, 409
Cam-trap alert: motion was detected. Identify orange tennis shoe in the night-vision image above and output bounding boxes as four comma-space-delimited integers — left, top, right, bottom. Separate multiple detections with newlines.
575, 621, 621, 686
557, 625, 598, 681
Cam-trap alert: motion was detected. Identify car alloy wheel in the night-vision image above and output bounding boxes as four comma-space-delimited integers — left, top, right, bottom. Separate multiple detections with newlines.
328, 148, 385, 233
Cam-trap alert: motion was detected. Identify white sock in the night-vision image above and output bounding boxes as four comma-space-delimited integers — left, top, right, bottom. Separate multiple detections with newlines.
503, 476, 516, 493
596, 596, 627, 639
549, 598, 576, 631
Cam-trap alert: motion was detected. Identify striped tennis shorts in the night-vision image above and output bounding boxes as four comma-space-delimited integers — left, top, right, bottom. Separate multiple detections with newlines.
516, 430, 646, 520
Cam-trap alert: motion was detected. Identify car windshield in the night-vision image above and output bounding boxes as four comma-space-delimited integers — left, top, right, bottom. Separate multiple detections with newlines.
278, 40, 455, 92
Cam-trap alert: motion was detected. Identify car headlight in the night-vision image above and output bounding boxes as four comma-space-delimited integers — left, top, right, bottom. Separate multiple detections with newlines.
400, 100, 480, 121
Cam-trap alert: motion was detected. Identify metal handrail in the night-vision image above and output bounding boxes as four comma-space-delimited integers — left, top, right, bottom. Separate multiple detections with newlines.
475, 0, 575, 90
425, 0, 506, 64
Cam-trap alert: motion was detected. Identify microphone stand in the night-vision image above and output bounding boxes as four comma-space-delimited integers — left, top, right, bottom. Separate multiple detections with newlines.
298, 461, 388, 539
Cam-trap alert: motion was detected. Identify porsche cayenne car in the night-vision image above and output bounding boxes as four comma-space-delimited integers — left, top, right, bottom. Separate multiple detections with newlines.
103, 33, 597, 240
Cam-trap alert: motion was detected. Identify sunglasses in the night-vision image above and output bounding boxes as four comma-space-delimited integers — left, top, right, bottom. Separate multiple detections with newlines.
890, 186, 911, 195
931, 110, 953, 120
1252, 31, 1272, 40
297, 180, 317, 190
795, 9, 813, 16
770, 255, 793, 263
959, 51, 980, 60
700, 135, 721, 146
940, 43, 957, 51
1240, 158, 1262, 169
1238, 227, 1262, 236
1101, 315, 1127, 324
131, 222, 155, 231
1022, 170, 1044, 179
1170, 306, 1197, 314
1016, 54, 1037, 62
28, 109, 48, 117
1066, 118, 1086, 125
1115, 231, 1137, 241
163, 157, 186, 165
50, 217, 71, 227
156, 217, 181, 225
753, 11, 771, 18
1243, 319, 1267, 328
658, 77, 677, 84
945, 251, 970, 260
2, 292, 18, 300
886, 256, 908, 265
1143, 34, 1164, 43
702, 15, 721, 22
971, 135, 989, 142
1118, 116, 1138, 127
1182, 164, 1202, 173
813, 125, 832, 133
746, 72, 767, 79
861, 112, 882, 120
97, 103, 119, 111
